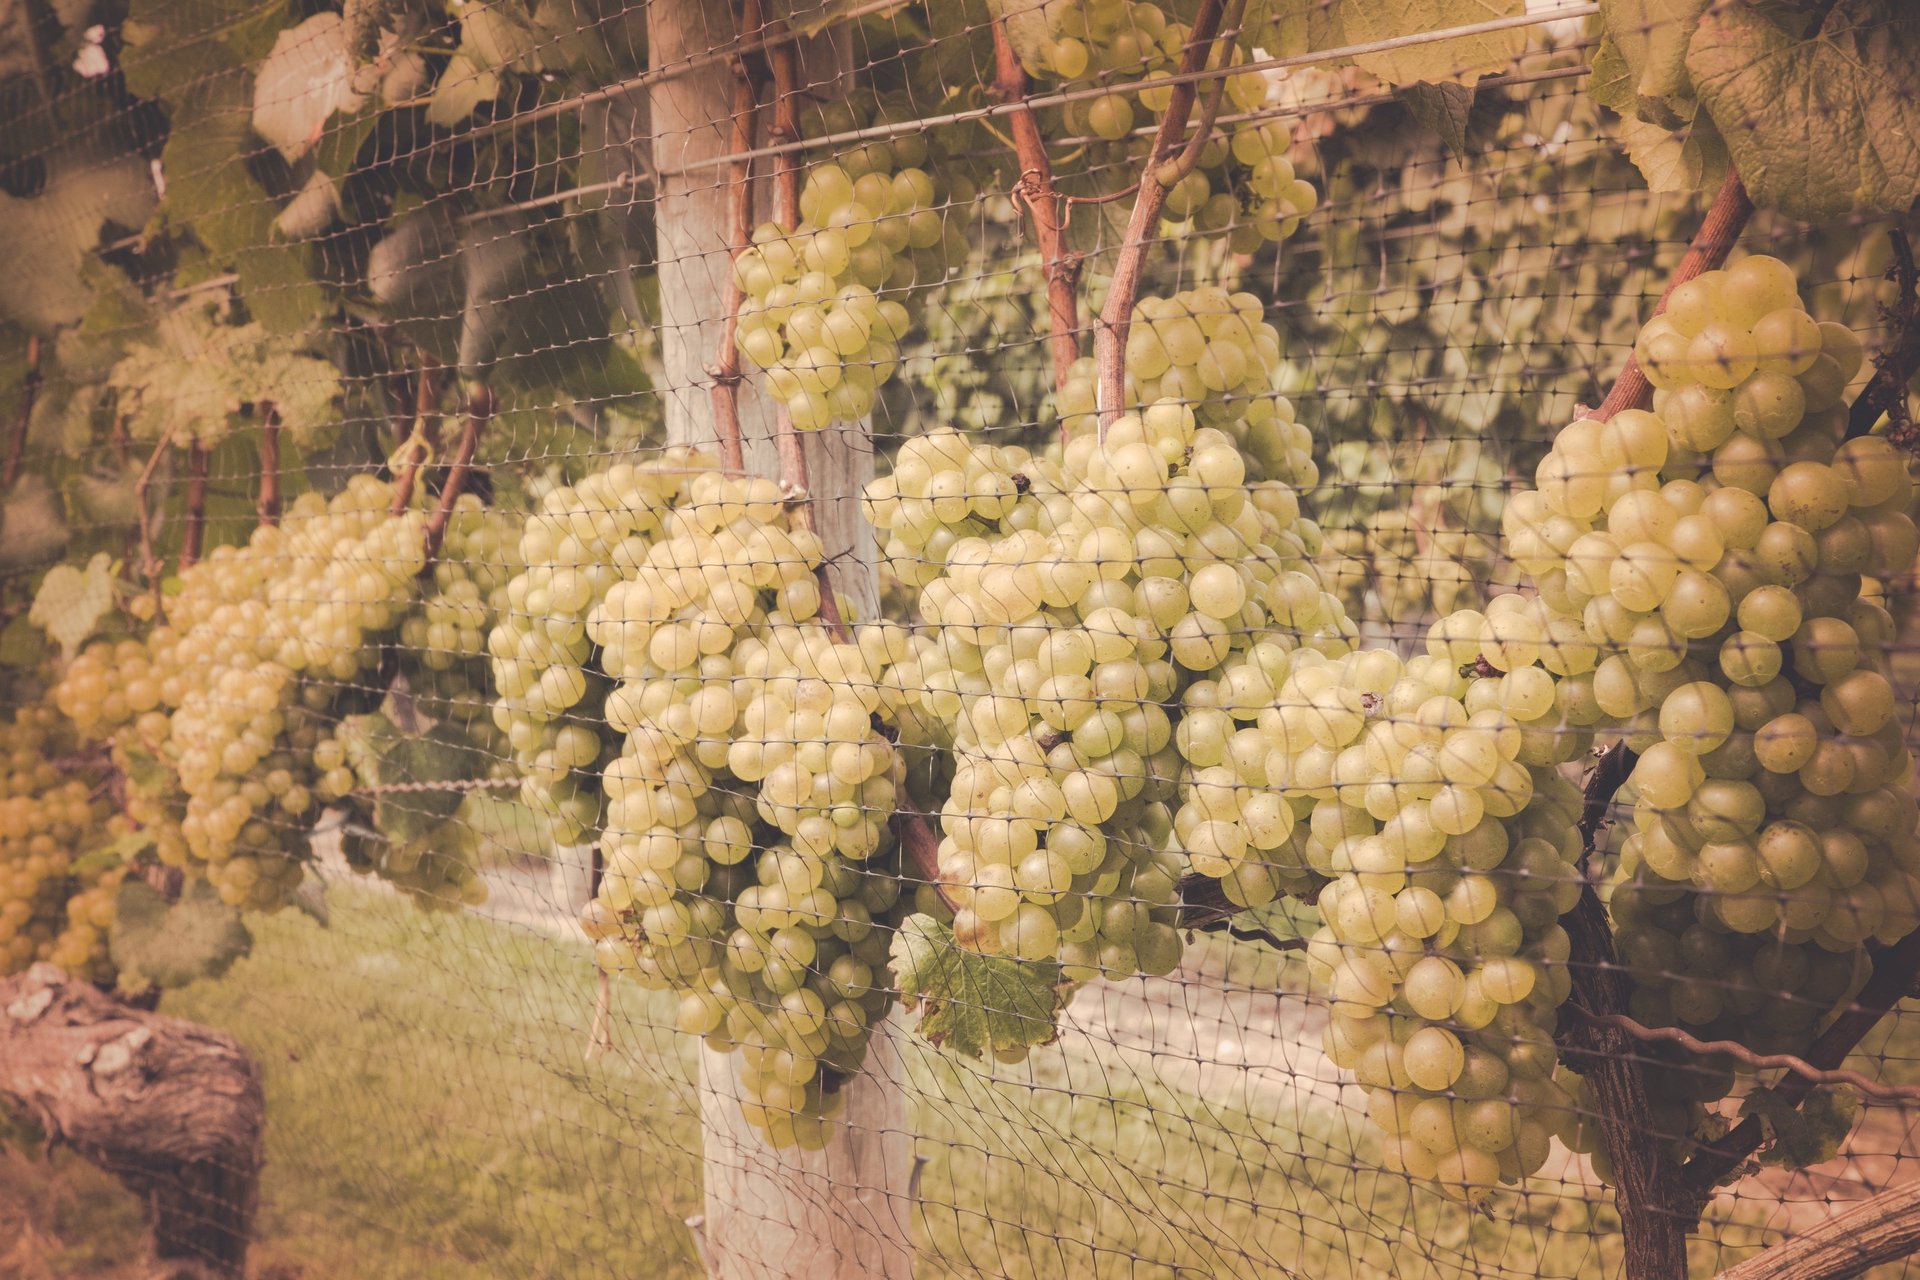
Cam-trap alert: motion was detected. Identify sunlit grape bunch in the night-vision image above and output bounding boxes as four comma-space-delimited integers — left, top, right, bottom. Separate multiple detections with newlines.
1055, 287, 1318, 487
0, 701, 123, 981
488, 453, 904, 1148
869, 399, 1355, 980
53, 475, 494, 910
731, 92, 973, 430
1495, 254, 1920, 1133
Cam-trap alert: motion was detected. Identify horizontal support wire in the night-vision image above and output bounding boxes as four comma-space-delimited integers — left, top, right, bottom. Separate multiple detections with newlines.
665, 6, 1601, 178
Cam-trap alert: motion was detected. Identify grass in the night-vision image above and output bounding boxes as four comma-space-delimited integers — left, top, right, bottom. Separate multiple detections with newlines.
0, 879, 1846, 1279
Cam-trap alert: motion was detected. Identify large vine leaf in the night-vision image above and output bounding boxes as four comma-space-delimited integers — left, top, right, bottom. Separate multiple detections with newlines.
28, 552, 114, 659
252, 13, 367, 161
889, 913, 1065, 1060
1687, 0, 1920, 220
340, 710, 487, 844
1316, 0, 1527, 86
109, 878, 253, 989
1599, 0, 1712, 127
1591, 35, 1728, 193
0, 152, 157, 334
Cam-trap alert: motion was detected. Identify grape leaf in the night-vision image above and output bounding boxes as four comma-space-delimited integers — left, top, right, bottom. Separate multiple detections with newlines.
1318, 0, 1526, 86
71, 830, 155, 878
340, 711, 487, 844
1740, 1084, 1860, 1171
889, 912, 1065, 1060
985, 0, 1050, 71
1598, 0, 1711, 127
1395, 82, 1475, 160
109, 878, 253, 989
252, 14, 367, 162
1687, 0, 1920, 220
274, 171, 343, 240
1590, 35, 1729, 193
428, 50, 502, 126
29, 552, 114, 659
0, 151, 158, 335
461, 6, 540, 70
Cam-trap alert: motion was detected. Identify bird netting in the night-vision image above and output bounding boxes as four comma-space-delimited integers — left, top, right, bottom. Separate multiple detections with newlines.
2, 2, 1919, 1279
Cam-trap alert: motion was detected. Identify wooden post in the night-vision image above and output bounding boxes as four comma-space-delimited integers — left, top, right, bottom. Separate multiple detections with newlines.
648, 1, 907, 1274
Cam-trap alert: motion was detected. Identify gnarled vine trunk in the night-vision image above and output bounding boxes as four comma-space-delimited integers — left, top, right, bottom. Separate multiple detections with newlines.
0, 964, 264, 1277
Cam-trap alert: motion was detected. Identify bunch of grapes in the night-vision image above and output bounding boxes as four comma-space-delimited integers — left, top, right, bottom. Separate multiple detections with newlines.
55, 475, 506, 910
869, 398, 1354, 981
1055, 287, 1319, 488
490, 453, 905, 1148
1011, 3, 1316, 246
0, 701, 123, 980
1460, 255, 1920, 1159
401, 494, 522, 757
1274, 612, 1596, 1201
731, 92, 971, 430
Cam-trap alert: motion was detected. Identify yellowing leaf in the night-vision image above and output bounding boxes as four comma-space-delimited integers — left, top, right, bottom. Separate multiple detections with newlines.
253, 14, 367, 162
890, 912, 1065, 1060
1688, 0, 1920, 220
1324, 0, 1526, 86
30, 552, 115, 660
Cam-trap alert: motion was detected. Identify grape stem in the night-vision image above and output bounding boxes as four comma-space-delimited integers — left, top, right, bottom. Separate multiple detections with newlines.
703, 0, 764, 473
180, 442, 210, 568
2, 334, 41, 490
255, 403, 282, 528
1846, 227, 1920, 444
1092, 0, 1233, 437
1175, 869, 1308, 951
390, 355, 443, 516
420, 381, 492, 563
989, 17, 1081, 397
134, 423, 178, 611
1573, 1009, 1920, 1103
1590, 167, 1755, 421
1684, 927, 1920, 1192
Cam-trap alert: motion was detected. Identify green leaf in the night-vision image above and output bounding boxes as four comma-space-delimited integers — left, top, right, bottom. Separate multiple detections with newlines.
427, 51, 501, 127
0, 614, 47, 669
1599, 0, 1712, 126
252, 13, 367, 161
108, 878, 253, 989
0, 152, 159, 335
1591, 35, 1729, 193
1320, 0, 1526, 85
1687, 0, 1920, 220
341, 711, 489, 844
29, 552, 114, 660
461, 6, 540, 69
985, 0, 1050, 70
71, 830, 155, 878
1396, 81, 1476, 159
889, 912, 1065, 1060
1740, 1084, 1860, 1171
118, 745, 171, 791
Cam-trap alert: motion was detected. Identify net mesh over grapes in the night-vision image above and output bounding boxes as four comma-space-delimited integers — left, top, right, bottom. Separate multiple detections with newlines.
3, 1, 1920, 1278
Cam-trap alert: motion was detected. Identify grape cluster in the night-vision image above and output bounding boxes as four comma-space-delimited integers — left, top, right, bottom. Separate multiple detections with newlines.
1013, 4, 1315, 249
56, 476, 507, 910
490, 453, 904, 1148
869, 399, 1353, 980
732, 92, 971, 430
1055, 287, 1318, 488
0, 702, 122, 980
1487, 256, 1920, 1151
1284, 615, 1596, 1201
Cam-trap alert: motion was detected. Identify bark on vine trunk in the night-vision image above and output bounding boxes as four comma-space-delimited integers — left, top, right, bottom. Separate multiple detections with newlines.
0, 964, 264, 1277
